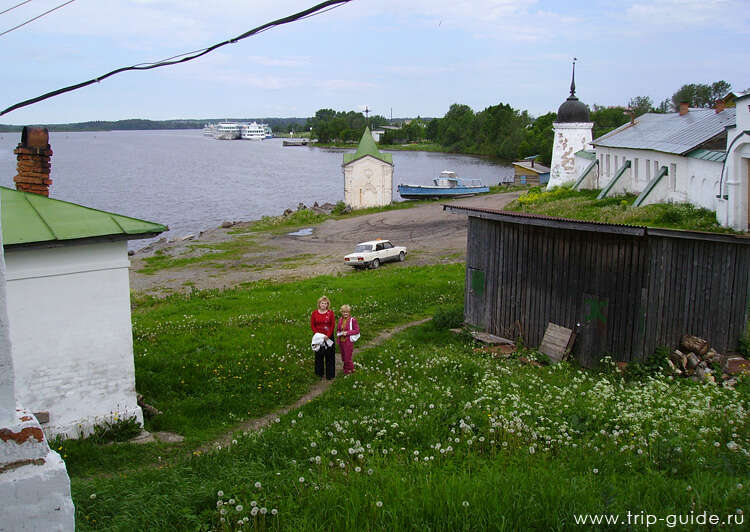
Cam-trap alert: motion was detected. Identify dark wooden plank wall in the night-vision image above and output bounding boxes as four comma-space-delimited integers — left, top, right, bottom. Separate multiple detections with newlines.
642, 235, 750, 355
465, 217, 750, 365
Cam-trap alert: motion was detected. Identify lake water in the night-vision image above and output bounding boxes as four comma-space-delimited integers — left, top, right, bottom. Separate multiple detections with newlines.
0, 129, 512, 248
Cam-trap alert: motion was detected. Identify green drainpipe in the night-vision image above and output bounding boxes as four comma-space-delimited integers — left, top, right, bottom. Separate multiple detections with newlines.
597, 160, 631, 199
572, 159, 599, 191
633, 166, 669, 207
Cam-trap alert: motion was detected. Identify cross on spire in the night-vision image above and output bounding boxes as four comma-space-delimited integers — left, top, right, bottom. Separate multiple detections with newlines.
363, 106, 371, 128
570, 57, 577, 97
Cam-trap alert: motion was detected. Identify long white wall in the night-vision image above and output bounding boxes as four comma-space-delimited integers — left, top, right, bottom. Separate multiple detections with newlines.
595, 146, 722, 208
5, 240, 143, 438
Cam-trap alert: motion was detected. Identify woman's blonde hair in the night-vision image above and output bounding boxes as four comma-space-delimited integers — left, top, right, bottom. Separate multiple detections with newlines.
340, 304, 351, 314
317, 296, 331, 309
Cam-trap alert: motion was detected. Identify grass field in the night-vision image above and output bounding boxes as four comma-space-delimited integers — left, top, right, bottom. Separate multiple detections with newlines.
54, 264, 748, 531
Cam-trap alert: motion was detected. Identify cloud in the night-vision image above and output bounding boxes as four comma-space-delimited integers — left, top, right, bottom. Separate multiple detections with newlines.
314, 79, 378, 91
625, 0, 748, 31
245, 55, 310, 68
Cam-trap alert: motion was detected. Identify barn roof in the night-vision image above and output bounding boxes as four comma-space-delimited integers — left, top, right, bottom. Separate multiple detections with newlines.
442, 204, 750, 244
1, 186, 167, 247
512, 160, 551, 174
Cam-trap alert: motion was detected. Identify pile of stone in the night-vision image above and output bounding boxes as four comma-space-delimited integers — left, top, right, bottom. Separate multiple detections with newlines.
282, 201, 340, 217
668, 335, 749, 387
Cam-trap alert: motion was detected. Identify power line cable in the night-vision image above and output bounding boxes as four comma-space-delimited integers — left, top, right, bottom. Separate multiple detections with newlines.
0, 0, 33, 16
0, 0, 353, 117
0, 0, 74, 37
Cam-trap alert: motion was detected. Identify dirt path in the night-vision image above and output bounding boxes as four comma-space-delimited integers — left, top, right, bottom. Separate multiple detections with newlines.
129, 192, 522, 295
197, 317, 431, 454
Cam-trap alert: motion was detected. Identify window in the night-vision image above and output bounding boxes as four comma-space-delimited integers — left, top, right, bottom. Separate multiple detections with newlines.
634, 158, 639, 181
646, 159, 651, 179
606, 154, 611, 176
382, 241, 393, 249
615, 155, 619, 170
654, 160, 660, 177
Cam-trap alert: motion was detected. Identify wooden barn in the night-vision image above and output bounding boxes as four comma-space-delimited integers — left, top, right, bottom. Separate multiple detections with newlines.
444, 205, 750, 367
512, 156, 550, 186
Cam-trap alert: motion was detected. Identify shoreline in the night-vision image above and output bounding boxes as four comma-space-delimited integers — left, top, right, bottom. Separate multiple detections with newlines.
128, 190, 524, 296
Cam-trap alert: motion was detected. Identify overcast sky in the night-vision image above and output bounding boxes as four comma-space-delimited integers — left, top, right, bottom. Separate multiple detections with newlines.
1, 0, 748, 125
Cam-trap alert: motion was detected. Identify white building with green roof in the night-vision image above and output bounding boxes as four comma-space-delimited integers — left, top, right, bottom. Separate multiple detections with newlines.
1, 186, 166, 438
342, 127, 394, 209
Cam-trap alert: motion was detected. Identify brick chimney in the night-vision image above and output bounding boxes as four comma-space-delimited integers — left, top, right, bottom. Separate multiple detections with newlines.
679, 101, 689, 116
714, 99, 725, 114
13, 127, 53, 197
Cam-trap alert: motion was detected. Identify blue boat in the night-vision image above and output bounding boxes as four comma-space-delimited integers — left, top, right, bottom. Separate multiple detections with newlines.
397, 171, 490, 200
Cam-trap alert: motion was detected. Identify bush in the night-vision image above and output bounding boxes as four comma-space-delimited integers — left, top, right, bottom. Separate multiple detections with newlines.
432, 304, 464, 329
332, 201, 347, 215
87, 416, 142, 444
625, 347, 670, 380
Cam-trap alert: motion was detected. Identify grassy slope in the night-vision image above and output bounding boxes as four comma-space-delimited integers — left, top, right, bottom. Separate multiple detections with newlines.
72, 318, 749, 531
504, 187, 737, 233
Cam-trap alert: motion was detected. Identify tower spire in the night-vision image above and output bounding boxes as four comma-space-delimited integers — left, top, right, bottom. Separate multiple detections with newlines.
570, 57, 577, 97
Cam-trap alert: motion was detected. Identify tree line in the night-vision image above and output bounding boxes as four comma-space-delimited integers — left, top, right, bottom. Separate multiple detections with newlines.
334, 79, 737, 166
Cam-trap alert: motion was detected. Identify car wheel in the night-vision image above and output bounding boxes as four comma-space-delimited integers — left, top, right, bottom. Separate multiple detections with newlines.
398, 251, 405, 262
371, 259, 380, 269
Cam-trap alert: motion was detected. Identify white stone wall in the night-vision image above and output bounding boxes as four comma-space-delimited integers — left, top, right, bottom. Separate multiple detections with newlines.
0, 409, 75, 531
574, 154, 599, 189
5, 240, 143, 438
718, 98, 750, 230
686, 158, 723, 210
548, 122, 593, 188
595, 146, 722, 209
343, 156, 393, 209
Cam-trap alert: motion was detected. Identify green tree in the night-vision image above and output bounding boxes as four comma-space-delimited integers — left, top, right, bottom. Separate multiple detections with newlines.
518, 112, 556, 166
627, 96, 654, 117
590, 106, 629, 138
425, 118, 440, 141
670, 80, 731, 109
437, 104, 475, 151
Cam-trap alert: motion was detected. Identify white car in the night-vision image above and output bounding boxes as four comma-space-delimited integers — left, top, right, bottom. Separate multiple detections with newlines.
344, 239, 407, 269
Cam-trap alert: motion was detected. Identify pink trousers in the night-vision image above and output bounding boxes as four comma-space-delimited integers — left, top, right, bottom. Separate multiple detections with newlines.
339, 340, 354, 374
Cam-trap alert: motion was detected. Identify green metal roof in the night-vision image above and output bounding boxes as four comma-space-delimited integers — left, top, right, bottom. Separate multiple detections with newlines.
575, 149, 597, 161
1, 186, 167, 247
686, 148, 727, 162
342, 127, 393, 166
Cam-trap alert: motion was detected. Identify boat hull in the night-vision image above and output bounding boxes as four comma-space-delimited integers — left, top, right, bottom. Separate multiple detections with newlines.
397, 184, 489, 199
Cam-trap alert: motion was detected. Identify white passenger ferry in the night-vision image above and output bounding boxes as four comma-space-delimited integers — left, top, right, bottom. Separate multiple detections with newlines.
204, 122, 271, 140
214, 122, 242, 140
241, 122, 266, 140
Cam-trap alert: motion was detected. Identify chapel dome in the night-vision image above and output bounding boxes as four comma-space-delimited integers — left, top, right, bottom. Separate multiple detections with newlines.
556, 60, 590, 123
557, 95, 590, 123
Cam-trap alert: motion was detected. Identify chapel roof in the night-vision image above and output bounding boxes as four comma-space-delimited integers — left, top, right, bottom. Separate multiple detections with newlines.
342, 127, 393, 166
1, 186, 167, 247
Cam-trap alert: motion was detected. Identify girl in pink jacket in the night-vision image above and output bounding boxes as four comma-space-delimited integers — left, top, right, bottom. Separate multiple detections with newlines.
336, 304, 360, 375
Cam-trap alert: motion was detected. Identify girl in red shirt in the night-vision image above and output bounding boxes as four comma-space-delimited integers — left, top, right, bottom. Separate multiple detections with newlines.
310, 295, 336, 380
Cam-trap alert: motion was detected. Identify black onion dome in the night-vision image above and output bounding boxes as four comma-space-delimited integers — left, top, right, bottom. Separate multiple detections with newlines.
557, 59, 590, 123
557, 96, 590, 123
